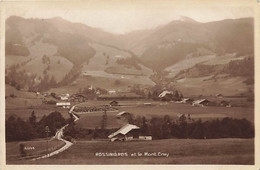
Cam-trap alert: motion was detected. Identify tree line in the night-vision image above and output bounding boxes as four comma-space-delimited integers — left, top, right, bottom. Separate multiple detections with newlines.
6, 111, 68, 142
129, 115, 254, 139
62, 113, 254, 141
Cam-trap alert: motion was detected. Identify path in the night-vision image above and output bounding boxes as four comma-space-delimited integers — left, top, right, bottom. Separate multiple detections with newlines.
32, 104, 79, 161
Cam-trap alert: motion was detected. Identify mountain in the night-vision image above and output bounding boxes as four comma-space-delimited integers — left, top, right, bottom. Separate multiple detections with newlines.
5, 16, 154, 92
127, 17, 254, 70
5, 16, 254, 96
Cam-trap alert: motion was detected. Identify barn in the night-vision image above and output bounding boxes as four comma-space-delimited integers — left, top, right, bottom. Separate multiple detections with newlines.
108, 124, 152, 142
158, 90, 174, 101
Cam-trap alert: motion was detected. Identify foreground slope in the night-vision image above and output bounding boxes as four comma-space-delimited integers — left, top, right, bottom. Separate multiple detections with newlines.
11, 138, 254, 165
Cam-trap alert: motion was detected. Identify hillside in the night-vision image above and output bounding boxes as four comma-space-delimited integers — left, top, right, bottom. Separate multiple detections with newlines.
168, 57, 254, 96
5, 16, 154, 92
5, 16, 254, 96
128, 17, 253, 71
14, 138, 254, 164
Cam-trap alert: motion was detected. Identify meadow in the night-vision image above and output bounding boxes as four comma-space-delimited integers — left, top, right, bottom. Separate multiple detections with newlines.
75, 100, 254, 123
17, 138, 254, 164
75, 111, 125, 129
6, 138, 65, 163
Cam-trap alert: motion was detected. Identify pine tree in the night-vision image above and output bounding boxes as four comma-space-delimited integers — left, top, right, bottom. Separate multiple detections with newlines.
29, 110, 37, 128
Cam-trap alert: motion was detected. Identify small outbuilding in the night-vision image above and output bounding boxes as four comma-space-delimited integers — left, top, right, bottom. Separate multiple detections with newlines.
56, 102, 71, 108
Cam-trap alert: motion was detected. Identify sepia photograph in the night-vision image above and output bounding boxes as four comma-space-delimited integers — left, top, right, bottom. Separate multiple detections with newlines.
1, 0, 259, 167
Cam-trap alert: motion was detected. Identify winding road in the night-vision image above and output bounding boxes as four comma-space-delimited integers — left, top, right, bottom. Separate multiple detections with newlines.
32, 105, 79, 161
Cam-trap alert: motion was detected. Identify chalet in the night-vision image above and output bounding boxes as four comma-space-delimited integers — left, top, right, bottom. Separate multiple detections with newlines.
176, 98, 193, 104
116, 111, 131, 119
182, 98, 193, 104
192, 99, 209, 107
108, 124, 152, 142
56, 102, 71, 108
158, 91, 173, 98
110, 100, 119, 106
158, 90, 175, 101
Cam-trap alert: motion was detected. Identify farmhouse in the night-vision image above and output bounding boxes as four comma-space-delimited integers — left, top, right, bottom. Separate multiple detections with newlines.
192, 99, 209, 107
158, 90, 173, 98
56, 102, 71, 108
116, 111, 131, 119
158, 90, 175, 101
182, 98, 193, 104
176, 98, 193, 104
108, 124, 152, 142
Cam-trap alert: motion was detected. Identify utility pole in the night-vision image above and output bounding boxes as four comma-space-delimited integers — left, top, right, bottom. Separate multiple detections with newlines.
45, 126, 50, 157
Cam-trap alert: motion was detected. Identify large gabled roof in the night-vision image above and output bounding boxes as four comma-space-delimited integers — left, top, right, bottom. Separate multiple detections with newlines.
108, 124, 140, 138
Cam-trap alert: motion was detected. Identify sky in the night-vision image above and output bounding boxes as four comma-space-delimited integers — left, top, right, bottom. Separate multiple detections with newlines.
3, 0, 255, 34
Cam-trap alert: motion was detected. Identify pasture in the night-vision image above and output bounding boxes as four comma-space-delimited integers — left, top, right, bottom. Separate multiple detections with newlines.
19, 138, 254, 164
174, 76, 249, 96
75, 100, 254, 123
75, 111, 126, 129
6, 138, 65, 163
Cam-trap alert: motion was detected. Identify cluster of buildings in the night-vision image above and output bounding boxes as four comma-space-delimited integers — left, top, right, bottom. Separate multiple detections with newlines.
158, 90, 231, 107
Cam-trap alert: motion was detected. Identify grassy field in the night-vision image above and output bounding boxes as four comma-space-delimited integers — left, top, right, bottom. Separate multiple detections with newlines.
75, 100, 254, 123
75, 111, 126, 129
6, 85, 71, 120
50, 74, 154, 94
174, 76, 249, 96
47, 42, 155, 94
118, 102, 254, 122
165, 54, 216, 78
15, 138, 254, 164
6, 138, 65, 163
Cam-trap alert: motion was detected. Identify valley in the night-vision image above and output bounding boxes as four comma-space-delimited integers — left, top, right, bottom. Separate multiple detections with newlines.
4, 15, 255, 165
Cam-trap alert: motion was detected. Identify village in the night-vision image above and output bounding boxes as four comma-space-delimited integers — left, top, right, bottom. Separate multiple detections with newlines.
34, 85, 249, 143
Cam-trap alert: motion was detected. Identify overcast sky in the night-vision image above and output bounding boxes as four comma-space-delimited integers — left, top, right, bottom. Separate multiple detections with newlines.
4, 0, 254, 34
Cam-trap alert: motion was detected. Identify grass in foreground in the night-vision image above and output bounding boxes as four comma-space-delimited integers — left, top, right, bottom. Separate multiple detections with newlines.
6, 138, 65, 163
11, 138, 254, 165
